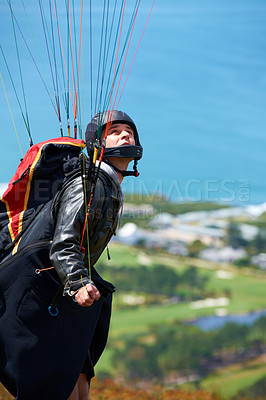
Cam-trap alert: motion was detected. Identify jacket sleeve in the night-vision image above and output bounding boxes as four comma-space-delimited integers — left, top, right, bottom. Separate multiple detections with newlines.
49, 176, 104, 297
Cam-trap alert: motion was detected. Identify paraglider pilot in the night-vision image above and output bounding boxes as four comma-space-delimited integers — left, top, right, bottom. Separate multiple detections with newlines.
0, 110, 143, 400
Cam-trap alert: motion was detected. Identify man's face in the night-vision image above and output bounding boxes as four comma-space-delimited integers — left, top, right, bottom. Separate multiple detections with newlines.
103, 123, 135, 148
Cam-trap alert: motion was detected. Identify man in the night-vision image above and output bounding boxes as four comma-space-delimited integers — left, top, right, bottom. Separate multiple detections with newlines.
52, 110, 142, 399
0, 110, 142, 400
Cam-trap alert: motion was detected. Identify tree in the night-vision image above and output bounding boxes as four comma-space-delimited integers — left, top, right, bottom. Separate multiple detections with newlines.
181, 266, 209, 291
252, 232, 266, 253
188, 240, 206, 257
225, 221, 247, 248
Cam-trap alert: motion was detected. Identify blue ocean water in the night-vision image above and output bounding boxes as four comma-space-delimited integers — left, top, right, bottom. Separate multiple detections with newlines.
1, 1, 266, 205
120, 0, 266, 205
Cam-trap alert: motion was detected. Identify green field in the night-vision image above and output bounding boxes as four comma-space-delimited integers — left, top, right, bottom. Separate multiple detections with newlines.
101, 243, 266, 315
200, 357, 266, 398
95, 242, 266, 395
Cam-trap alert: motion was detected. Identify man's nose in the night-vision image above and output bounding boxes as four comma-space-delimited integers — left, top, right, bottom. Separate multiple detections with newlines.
121, 130, 130, 138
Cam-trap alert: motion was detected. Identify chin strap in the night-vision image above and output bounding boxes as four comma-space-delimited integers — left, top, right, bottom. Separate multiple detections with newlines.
104, 159, 140, 177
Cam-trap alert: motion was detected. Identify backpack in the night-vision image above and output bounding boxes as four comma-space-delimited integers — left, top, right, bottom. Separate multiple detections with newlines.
0, 137, 85, 258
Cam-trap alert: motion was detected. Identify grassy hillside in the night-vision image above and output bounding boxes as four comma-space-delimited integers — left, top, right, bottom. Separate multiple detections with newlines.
94, 242, 266, 398
200, 356, 266, 398
102, 243, 266, 318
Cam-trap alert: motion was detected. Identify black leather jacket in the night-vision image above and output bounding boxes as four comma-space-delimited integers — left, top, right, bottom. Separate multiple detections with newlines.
50, 161, 122, 296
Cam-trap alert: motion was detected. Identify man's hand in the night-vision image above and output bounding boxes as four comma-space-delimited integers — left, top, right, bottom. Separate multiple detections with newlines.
74, 283, 100, 307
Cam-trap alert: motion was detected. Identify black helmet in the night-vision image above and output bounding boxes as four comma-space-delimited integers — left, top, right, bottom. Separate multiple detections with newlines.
85, 110, 143, 177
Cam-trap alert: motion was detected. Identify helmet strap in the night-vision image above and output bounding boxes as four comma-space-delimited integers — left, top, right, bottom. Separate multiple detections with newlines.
104, 159, 140, 177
